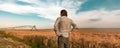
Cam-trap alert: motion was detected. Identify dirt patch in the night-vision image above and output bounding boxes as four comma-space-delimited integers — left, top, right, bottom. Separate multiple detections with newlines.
0, 31, 31, 48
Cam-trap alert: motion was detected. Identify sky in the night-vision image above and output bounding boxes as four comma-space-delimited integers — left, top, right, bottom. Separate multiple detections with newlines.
0, 0, 120, 29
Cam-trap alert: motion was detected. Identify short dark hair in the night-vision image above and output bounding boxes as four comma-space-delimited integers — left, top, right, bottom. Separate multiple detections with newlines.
60, 9, 67, 16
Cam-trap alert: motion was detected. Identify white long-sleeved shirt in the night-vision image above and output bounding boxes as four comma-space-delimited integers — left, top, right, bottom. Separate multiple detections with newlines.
54, 16, 77, 37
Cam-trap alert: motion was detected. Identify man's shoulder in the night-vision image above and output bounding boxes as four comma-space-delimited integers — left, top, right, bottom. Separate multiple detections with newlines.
56, 17, 61, 19
57, 16, 72, 21
68, 18, 72, 21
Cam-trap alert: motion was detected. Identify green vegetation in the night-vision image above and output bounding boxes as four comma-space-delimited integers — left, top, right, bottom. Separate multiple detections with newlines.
23, 35, 57, 48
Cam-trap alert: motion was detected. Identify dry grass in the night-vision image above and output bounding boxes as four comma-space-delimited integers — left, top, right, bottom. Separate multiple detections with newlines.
4, 29, 56, 39
3, 29, 120, 48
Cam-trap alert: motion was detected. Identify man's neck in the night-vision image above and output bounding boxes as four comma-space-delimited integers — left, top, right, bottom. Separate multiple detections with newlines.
61, 16, 67, 17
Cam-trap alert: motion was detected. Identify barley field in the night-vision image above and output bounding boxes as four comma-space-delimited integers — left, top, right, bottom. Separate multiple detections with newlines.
2, 28, 120, 48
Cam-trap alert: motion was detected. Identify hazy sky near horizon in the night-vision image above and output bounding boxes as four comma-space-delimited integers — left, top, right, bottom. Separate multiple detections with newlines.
0, 0, 120, 29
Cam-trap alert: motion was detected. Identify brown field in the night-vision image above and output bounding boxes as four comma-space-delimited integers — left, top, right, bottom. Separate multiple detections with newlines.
4, 29, 120, 41
2, 29, 120, 48
4, 29, 56, 39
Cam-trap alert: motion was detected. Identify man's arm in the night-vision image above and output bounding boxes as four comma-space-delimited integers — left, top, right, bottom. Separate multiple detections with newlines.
54, 17, 61, 36
71, 20, 78, 31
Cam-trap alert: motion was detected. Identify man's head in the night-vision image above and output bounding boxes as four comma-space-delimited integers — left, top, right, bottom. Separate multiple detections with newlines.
60, 9, 67, 16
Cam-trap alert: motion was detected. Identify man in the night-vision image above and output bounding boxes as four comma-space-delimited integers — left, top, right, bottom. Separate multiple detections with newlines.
54, 9, 77, 48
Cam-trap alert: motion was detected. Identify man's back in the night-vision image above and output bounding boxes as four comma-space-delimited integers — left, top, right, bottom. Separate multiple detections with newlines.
54, 16, 76, 37
59, 16, 72, 32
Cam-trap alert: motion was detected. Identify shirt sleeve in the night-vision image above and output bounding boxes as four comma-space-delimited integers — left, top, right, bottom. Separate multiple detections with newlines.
54, 17, 60, 33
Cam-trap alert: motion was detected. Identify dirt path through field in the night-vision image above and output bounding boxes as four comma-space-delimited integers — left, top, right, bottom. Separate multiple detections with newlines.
0, 31, 31, 48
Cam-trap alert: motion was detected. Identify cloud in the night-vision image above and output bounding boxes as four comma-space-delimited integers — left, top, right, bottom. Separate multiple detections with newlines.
73, 9, 120, 28
0, 3, 36, 14
0, 0, 83, 20
0, 0, 120, 28
89, 18, 101, 22
77, 0, 120, 12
